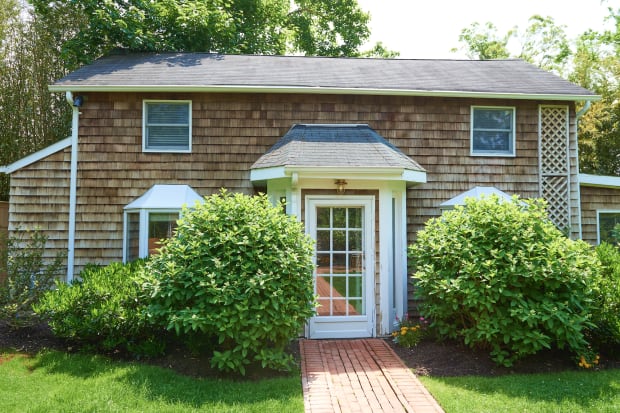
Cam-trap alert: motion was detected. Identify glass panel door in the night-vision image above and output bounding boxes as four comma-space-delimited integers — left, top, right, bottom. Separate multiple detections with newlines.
315, 207, 365, 317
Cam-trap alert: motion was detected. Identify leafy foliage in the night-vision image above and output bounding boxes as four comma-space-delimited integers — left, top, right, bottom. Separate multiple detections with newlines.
0, 6, 72, 200
146, 191, 316, 374
589, 243, 620, 356
0, 228, 64, 328
29, 0, 390, 67
34, 260, 164, 356
409, 196, 599, 367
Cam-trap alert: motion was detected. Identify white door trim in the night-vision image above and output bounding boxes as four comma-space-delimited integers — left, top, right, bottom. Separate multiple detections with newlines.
306, 195, 375, 339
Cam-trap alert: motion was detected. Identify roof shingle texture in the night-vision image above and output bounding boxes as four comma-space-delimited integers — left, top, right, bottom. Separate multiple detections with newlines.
53, 53, 595, 97
251, 124, 425, 171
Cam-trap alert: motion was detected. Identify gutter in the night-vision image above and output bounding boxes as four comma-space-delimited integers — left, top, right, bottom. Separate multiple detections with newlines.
575, 100, 593, 240
48, 84, 602, 102
65, 91, 80, 283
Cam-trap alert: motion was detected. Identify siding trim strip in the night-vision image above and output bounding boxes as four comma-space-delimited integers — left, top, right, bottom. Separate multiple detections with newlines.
1, 138, 71, 174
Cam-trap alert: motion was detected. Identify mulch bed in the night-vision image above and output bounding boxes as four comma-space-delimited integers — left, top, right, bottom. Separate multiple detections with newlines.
1, 321, 618, 378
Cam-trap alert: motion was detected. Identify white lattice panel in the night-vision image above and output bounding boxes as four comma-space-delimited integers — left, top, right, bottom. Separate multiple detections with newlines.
539, 106, 570, 230
542, 176, 570, 230
540, 107, 568, 175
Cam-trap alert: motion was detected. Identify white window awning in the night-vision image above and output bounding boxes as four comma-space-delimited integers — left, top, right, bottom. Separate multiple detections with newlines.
439, 186, 516, 210
124, 184, 203, 210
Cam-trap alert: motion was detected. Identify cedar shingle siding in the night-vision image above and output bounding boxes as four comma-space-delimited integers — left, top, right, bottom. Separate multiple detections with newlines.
9, 91, 577, 273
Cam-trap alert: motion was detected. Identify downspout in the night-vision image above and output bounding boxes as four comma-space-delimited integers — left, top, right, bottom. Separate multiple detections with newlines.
65, 91, 79, 282
575, 100, 592, 240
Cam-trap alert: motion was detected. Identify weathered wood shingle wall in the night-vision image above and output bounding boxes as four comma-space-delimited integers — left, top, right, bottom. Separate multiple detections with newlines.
7, 148, 71, 271
580, 185, 620, 244
9, 92, 576, 275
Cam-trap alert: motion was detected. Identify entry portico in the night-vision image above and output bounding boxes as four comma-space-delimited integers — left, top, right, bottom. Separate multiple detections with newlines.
251, 124, 426, 338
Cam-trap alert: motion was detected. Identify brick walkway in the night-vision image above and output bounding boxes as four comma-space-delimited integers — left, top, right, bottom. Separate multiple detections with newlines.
300, 339, 444, 413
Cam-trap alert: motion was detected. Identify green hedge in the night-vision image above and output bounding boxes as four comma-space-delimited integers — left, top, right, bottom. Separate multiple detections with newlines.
35, 260, 164, 356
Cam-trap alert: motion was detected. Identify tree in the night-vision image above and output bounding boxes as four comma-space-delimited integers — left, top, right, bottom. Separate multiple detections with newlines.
0, 7, 72, 200
451, 22, 512, 59
29, 0, 389, 66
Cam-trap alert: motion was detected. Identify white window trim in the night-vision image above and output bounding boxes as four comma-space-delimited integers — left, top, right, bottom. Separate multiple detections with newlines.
470, 105, 516, 157
596, 209, 620, 245
142, 99, 192, 153
123, 208, 180, 262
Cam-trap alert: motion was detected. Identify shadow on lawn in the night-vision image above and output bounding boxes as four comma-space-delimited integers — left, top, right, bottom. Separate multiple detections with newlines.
427, 369, 620, 409
29, 350, 302, 408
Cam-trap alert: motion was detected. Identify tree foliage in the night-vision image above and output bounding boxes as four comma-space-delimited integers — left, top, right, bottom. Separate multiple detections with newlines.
29, 0, 388, 66
0, 6, 72, 200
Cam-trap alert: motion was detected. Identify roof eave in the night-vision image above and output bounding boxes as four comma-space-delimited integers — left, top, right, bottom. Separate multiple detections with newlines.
579, 173, 620, 188
48, 84, 601, 102
250, 165, 427, 184
1, 137, 72, 174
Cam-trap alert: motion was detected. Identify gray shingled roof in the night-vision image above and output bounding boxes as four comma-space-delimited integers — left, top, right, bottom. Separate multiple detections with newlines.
50, 53, 597, 100
251, 124, 425, 171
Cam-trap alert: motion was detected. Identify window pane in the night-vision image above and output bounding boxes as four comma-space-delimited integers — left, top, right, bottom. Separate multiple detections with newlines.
473, 108, 512, 129
473, 131, 511, 152
472, 107, 514, 154
145, 102, 190, 150
317, 208, 330, 228
148, 212, 179, 256
348, 208, 362, 228
333, 230, 346, 251
333, 208, 346, 227
599, 212, 620, 243
126, 213, 140, 261
316, 230, 330, 251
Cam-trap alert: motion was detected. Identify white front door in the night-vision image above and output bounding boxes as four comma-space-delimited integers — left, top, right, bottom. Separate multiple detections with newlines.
307, 196, 375, 338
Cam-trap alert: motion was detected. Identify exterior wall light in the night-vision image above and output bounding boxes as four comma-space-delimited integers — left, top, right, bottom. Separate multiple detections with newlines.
335, 179, 347, 194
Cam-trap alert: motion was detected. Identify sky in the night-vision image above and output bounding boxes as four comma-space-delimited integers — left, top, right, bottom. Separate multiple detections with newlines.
356, 0, 617, 59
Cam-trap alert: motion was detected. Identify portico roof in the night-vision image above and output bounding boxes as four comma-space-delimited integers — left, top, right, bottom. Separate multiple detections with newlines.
250, 124, 426, 183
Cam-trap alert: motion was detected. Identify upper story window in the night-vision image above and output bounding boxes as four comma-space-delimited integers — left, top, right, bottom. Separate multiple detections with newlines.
143, 100, 192, 152
471, 106, 516, 157
597, 210, 620, 244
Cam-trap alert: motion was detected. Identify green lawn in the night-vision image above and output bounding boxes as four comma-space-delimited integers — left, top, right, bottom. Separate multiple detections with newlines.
0, 350, 304, 413
420, 369, 620, 413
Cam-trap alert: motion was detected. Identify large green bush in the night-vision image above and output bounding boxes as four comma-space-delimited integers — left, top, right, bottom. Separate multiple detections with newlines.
0, 227, 64, 328
34, 260, 164, 356
409, 196, 599, 367
146, 191, 316, 374
590, 242, 620, 355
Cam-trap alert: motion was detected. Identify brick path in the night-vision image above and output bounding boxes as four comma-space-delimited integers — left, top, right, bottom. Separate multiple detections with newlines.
300, 339, 444, 413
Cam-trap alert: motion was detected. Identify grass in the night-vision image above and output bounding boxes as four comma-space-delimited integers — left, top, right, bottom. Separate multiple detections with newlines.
0, 349, 304, 413
420, 369, 620, 413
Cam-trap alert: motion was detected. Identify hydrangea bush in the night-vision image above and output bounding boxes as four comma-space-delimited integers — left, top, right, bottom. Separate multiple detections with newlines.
146, 191, 316, 374
409, 196, 600, 367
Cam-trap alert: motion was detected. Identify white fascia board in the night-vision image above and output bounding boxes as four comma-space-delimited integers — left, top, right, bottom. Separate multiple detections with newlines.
2, 137, 72, 174
48, 84, 601, 102
251, 166, 427, 183
579, 173, 620, 188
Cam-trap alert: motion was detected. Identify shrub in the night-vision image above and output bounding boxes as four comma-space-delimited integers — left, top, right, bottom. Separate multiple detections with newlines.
409, 196, 599, 367
0, 227, 64, 328
34, 260, 164, 356
146, 191, 316, 375
590, 242, 620, 355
